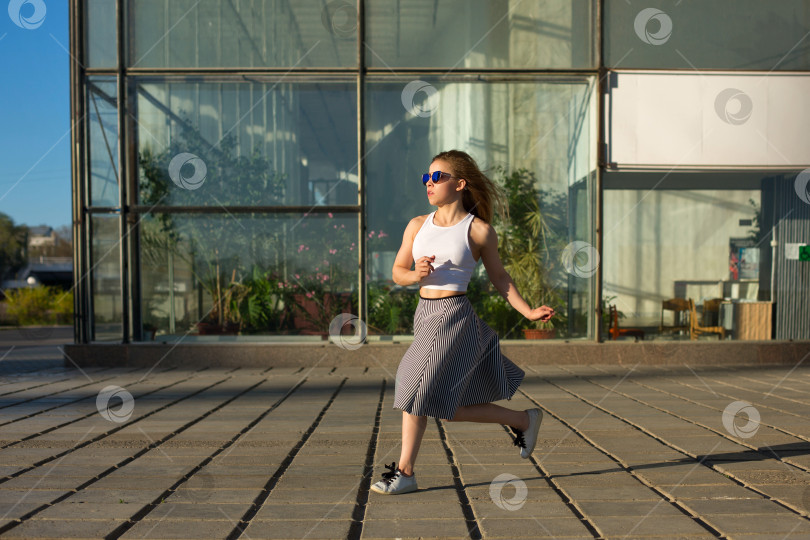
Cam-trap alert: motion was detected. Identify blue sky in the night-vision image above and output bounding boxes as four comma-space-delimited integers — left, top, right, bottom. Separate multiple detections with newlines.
0, 1, 70, 230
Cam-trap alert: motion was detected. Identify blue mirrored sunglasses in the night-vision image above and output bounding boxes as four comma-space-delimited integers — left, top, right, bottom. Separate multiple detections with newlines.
421, 171, 458, 185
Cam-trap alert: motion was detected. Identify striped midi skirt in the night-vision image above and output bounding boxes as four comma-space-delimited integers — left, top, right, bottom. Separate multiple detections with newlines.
393, 294, 525, 420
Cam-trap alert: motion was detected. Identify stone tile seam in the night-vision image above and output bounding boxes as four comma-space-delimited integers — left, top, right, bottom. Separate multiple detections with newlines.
225, 377, 348, 540
699, 371, 810, 406
574, 372, 810, 480
107, 375, 314, 539
540, 374, 810, 526
577, 374, 810, 517
1, 367, 200, 445
347, 377, 387, 540
626, 377, 810, 461
659, 371, 810, 422
0, 366, 136, 402
434, 417, 483, 540
0, 375, 234, 484
0, 375, 241, 534
517, 386, 723, 540
0, 365, 121, 397
498, 423, 604, 539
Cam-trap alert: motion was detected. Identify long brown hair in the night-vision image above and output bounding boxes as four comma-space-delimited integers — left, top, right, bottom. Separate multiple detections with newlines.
431, 150, 506, 224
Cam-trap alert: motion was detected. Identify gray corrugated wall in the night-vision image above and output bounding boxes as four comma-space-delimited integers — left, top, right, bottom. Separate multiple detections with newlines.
773, 174, 810, 340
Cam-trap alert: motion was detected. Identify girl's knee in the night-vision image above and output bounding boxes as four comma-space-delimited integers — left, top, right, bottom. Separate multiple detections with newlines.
443, 409, 465, 422
403, 412, 428, 426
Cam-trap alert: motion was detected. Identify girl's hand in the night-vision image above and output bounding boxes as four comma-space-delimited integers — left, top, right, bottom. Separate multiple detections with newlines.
414, 255, 435, 281
527, 305, 555, 322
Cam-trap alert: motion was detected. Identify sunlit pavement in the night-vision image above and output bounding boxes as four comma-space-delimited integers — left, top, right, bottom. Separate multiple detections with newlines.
1, 356, 809, 539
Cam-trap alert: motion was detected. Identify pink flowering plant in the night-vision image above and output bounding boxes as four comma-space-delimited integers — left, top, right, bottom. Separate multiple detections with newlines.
274, 212, 360, 333
234, 266, 296, 333
366, 228, 390, 277
365, 228, 420, 334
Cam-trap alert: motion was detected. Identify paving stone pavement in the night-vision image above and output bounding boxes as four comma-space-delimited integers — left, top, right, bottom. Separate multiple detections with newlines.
0, 360, 809, 539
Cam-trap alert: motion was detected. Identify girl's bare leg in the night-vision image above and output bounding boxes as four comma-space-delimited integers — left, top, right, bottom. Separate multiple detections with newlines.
447, 403, 530, 431
398, 412, 427, 476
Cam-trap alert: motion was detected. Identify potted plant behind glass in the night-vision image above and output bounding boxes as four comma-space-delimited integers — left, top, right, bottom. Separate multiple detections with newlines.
490, 167, 567, 339
138, 117, 285, 336
235, 265, 296, 334
522, 319, 556, 339
366, 281, 420, 335
281, 212, 359, 336
196, 265, 247, 335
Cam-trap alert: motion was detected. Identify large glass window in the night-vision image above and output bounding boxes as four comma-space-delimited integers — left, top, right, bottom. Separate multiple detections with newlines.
87, 78, 119, 207
603, 172, 767, 341
366, 0, 596, 69
78, 1, 604, 343
135, 79, 357, 207
91, 215, 122, 341
85, 0, 116, 68
133, 77, 360, 340
130, 0, 357, 68
139, 212, 359, 339
606, 0, 810, 70
74, 0, 810, 347
365, 76, 597, 339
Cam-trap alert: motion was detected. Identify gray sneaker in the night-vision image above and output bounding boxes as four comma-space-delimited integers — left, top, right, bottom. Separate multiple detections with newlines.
370, 462, 418, 495
511, 408, 543, 458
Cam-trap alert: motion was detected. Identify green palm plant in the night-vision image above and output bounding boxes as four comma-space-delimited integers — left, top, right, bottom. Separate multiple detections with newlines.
491, 167, 566, 333
138, 118, 286, 334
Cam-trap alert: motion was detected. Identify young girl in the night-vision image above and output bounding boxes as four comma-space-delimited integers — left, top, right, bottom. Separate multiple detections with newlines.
371, 150, 555, 495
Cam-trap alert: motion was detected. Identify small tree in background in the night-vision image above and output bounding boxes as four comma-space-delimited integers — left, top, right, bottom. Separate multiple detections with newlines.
5, 286, 73, 325
0, 213, 28, 281
469, 167, 568, 337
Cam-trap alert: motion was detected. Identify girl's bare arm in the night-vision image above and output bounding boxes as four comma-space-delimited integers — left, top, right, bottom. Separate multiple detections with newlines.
391, 217, 434, 286
476, 222, 554, 321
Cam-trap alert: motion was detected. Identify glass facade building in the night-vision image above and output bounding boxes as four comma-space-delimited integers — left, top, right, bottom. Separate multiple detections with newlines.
70, 1, 810, 346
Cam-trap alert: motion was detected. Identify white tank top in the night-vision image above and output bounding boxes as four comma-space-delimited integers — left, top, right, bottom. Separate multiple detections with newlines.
411, 211, 478, 291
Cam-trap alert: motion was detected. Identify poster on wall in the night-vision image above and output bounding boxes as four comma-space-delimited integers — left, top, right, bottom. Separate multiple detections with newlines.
729, 238, 759, 281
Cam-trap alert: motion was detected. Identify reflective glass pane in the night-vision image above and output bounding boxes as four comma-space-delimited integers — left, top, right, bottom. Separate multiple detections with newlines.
130, 0, 357, 68
91, 215, 122, 341
135, 80, 357, 207
606, 0, 810, 70
88, 78, 119, 207
366, 0, 595, 69
365, 77, 597, 339
85, 0, 116, 67
139, 212, 359, 340
604, 176, 768, 340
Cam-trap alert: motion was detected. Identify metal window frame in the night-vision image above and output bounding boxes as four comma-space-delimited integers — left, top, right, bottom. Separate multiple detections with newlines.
72, 0, 605, 344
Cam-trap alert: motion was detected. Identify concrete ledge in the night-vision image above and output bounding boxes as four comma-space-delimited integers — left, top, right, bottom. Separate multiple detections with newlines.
62, 339, 810, 368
